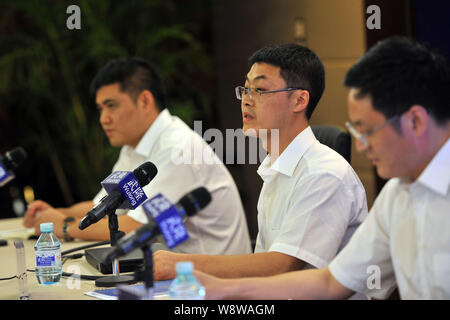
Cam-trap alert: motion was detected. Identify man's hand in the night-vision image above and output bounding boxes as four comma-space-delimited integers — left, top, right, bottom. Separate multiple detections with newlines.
31, 208, 67, 238
153, 250, 186, 280
23, 200, 53, 228
193, 270, 231, 300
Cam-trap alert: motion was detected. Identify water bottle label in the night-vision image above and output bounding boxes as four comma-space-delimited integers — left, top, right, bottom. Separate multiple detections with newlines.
36, 250, 61, 267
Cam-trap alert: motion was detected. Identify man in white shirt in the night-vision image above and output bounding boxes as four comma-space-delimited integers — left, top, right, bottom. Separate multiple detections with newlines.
194, 37, 450, 299
152, 43, 368, 283
23, 57, 252, 255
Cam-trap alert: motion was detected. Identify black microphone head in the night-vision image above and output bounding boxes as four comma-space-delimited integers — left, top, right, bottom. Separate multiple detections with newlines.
5, 147, 27, 169
78, 216, 90, 230
133, 161, 158, 187
178, 187, 211, 217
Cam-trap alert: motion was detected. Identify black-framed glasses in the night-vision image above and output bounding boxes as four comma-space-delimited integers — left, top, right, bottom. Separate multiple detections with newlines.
235, 86, 304, 100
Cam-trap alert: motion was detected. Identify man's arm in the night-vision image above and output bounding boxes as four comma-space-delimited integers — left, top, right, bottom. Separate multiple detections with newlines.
153, 250, 305, 280
194, 267, 354, 300
66, 214, 143, 241
23, 200, 94, 228
30, 209, 143, 241
56, 201, 94, 218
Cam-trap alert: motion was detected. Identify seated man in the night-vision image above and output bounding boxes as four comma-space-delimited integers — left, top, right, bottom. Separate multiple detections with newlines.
196, 37, 450, 299
23, 57, 252, 255
152, 43, 368, 289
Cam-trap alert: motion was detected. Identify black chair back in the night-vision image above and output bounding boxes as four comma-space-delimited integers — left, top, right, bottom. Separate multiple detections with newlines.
311, 125, 351, 163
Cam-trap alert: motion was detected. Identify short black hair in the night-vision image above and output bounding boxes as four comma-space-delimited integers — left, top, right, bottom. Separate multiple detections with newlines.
344, 36, 450, 125
249, 43, 325, 120
89, 57, 167, 110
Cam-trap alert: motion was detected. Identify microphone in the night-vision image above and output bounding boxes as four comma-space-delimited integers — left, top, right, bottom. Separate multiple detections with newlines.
103, 187, 211, 263
79, 162, 158, 230
0, 147, 27, 187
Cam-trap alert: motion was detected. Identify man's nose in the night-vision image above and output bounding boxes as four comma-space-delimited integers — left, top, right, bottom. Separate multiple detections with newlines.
99, 109, 111, 124
242, 91, 254, 107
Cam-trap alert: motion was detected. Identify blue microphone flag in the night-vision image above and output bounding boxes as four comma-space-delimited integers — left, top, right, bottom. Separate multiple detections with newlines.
142, 194, 189, 248
101, 171, 147, 209
0, 162, 14, 187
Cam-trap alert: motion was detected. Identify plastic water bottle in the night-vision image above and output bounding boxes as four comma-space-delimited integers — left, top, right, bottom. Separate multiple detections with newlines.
34, 223, 62, 285
169, 261, 205, 300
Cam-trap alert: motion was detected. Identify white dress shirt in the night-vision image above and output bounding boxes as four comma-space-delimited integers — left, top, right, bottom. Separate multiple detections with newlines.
329, 138, 450, 299
254, 126, 368, 270
94, 109, 252, 255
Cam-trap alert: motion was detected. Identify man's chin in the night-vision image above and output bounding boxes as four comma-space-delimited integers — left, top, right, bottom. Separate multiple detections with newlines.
375, 165, 395, 180
108, 139, 124, 147
242, 126, 258, 138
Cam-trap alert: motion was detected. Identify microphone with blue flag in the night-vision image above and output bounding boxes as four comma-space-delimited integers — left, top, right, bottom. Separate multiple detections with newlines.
79, 161, 158, 230
103, 187, 211, 262
0, 147, 27, 187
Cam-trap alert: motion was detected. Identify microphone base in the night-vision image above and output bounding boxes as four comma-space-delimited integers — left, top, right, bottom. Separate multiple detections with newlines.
95, 275, 138, 288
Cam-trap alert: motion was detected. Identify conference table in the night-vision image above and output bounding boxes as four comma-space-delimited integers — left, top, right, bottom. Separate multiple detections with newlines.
0, 217, 156, 300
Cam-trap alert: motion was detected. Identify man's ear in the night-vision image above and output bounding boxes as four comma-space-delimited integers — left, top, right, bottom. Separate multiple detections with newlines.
292, 89, 310, 114
405, 105, 429, 137
137, 90, 157, 112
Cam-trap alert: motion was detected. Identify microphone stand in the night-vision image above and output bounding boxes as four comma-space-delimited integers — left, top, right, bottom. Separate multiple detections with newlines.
94, 210, 137, 287
132, 244, 154, 299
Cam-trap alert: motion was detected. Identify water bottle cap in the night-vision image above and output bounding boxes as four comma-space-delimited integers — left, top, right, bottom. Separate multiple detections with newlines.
40, 222, 53, 233
175, 261, 193, 275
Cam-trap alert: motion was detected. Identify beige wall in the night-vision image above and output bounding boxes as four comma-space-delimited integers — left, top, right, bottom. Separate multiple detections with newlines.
261, 0, 375, 206
304, 0, 376, 206
213, 0, 376, 239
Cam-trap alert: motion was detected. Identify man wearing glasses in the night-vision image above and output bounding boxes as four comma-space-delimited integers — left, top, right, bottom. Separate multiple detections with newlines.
194, 37, 450, 299
153, 43, 368, 293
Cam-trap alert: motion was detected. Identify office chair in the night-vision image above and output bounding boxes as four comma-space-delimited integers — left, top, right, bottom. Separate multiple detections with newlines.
311, 125, 352, 163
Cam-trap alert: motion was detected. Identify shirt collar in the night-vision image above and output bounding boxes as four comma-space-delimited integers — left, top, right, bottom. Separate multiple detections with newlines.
257, 126, 317, 180
415, 137, 450, 196
124, 108, 172, 158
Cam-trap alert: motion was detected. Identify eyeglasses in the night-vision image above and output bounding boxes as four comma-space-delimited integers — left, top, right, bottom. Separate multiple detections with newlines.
235, 86, 303, 100
345, 115, 400, 148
